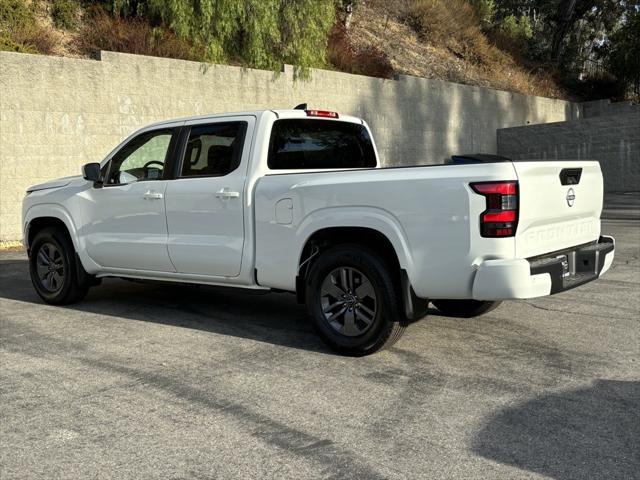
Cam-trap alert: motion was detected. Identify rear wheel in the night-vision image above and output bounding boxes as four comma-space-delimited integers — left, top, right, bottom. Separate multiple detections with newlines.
306, 246, 406, 356
29, 227, 91, 305
432, 299, 502, 318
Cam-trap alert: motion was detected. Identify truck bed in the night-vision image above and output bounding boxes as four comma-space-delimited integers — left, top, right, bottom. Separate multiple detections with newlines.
253, 160, 605, 300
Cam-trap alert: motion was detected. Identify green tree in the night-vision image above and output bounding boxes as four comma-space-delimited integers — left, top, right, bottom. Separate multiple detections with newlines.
144, 0, 336, 77
545, 0, 626, 63
606, 10, 640, 97
499, 14, 533, 41
491, 0, 632, 66
469, 0, 496, 28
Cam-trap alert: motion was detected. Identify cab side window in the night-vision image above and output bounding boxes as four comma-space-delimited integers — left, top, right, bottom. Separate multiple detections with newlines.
268, 119, 377, 170
181, 122, 247, 177
107, 129, 175, 185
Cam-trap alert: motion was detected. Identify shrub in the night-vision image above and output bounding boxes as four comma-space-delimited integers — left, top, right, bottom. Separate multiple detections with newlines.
407, 0, 499, 65
93, 0, 147, 18
0, 0, 36, 31
51, 0, 80, 30
0, 0, 56, 54
0, 32, 38, 53
407, 0, 475, 42
10, 23, 57, 53
327, 22, 394, 78
469, 0, 495, 28
78, 7, 205, 61
489, 14, 533, 58
500, 15, 532, 44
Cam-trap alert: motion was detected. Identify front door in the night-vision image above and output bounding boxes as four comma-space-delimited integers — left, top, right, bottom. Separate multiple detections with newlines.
82, 127, 179, 272
165, 117, 254, 276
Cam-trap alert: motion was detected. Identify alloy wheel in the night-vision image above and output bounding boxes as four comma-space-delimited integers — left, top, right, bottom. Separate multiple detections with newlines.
35, 242, 65, 293
320, 267, 378, 337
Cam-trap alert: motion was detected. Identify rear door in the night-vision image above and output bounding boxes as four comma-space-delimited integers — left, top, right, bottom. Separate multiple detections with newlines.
514, 160, 603, 258
164, 116, 255, 277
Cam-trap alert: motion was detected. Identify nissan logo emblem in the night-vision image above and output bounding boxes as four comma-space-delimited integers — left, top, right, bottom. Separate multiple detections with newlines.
566, 188, 576, 207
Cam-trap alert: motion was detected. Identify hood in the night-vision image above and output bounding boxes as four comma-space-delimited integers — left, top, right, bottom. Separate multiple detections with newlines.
26, 175, 83, 193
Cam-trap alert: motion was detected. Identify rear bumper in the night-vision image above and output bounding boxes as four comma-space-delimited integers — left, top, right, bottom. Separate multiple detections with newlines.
472, 235, 615, 300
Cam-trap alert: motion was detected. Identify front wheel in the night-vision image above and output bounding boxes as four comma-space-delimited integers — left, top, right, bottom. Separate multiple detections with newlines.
29, 227, 90, 305
305, 246, 406, 356
432, 299, 502, 318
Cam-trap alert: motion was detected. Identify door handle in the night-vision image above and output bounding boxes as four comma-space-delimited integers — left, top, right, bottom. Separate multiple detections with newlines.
215, 188, 240, 199
143, 190, 164, 200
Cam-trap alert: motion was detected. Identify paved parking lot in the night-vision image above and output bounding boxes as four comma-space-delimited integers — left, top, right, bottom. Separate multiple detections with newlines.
1, 194, 638, 480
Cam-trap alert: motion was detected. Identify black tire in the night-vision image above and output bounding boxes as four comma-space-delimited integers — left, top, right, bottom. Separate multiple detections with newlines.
29, 227, 91, 305
432, 299, 502, 318
305, 245, 406, 356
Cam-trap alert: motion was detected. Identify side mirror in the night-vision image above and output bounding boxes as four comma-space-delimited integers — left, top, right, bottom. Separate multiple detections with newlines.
82, 162, 103, 186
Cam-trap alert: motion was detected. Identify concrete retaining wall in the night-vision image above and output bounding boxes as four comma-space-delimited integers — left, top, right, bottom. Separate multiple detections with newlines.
497, 112, 640, 193
582, 99, 639, 118
0, 50, 580, 241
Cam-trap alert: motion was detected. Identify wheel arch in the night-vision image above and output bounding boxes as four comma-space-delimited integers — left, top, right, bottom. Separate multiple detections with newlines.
295, 207, 412, 269
296, 226, 405, 303
24, 205, 79, 253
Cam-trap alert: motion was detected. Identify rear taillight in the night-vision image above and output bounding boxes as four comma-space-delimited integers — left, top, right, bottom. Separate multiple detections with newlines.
470, 181, 518, 237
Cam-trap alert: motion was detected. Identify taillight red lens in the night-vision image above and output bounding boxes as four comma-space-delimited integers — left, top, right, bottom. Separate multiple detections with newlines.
470, 182, 517, 195
482, 210, 517, 222
470, 181, 519, 238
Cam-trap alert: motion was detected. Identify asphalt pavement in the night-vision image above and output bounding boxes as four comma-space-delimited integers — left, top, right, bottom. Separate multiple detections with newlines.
1, 193, 638, 479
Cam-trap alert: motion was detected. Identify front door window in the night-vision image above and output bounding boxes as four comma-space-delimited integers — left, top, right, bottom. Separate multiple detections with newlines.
107, 130, 173, 185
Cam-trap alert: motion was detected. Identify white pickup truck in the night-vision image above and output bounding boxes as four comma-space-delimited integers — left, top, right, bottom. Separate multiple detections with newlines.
22, 107, 615, 355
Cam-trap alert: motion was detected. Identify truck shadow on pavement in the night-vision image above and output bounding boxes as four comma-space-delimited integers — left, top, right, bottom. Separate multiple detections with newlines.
472, 379, 640, 480
0, 256, 438, 355
2, 257, 441, 355
0, 257, 340, 353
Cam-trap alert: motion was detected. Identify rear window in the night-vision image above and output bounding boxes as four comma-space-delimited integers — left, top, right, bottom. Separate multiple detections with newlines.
268, 119, 377, 170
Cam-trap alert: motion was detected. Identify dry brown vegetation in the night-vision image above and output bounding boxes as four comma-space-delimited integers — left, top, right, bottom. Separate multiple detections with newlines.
327, 22, 394, 78
4, 19, 57, 54
1, 0, 206, 61
76, 7, 205, 62
343, 0, 565, 98
407, 0, 497, 64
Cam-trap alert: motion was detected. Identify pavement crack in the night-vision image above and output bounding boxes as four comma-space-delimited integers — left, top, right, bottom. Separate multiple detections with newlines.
522, 301, 629, 321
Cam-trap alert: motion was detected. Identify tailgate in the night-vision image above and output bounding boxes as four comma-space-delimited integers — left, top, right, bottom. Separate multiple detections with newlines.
514, 161, 603, 258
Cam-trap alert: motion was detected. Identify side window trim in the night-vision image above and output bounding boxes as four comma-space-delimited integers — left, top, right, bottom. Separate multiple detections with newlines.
175, 121, 248, 179
103, 127, 180, 187
166, 125, 189, 181
173, 126, 192, 180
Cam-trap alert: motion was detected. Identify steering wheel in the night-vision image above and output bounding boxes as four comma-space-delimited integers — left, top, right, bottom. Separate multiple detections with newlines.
143, 160, 164, 169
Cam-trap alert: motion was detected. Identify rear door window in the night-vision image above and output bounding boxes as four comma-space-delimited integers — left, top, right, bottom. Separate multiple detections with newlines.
268, 119, 377, 170
180, 122, 247, 177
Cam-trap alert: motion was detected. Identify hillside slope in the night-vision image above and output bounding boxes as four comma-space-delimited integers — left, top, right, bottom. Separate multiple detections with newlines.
342, 0, 564, 98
